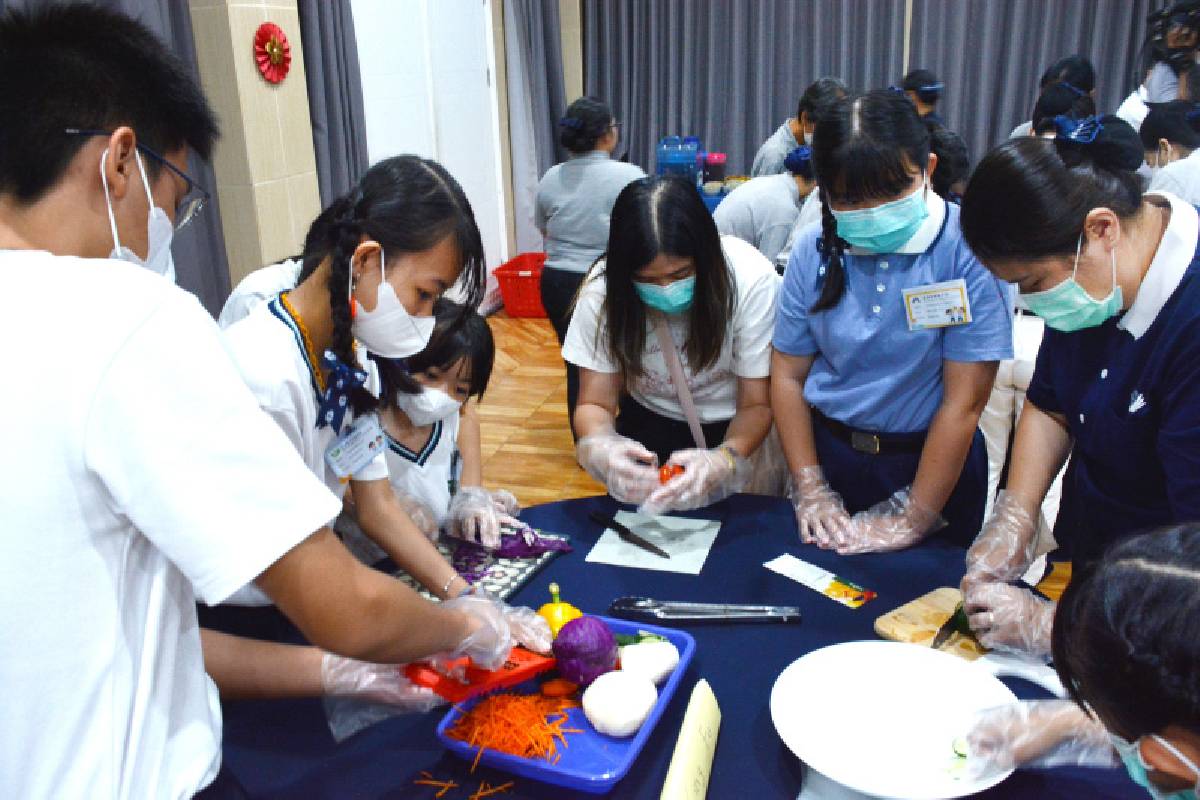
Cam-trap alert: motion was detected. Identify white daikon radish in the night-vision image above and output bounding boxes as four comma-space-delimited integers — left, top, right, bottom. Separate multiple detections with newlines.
582, 670, 657, 737
618, 640, 680, 686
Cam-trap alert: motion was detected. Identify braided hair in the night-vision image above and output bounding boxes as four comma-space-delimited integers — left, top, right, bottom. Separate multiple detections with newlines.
297, 155, 486, 413
1053, 525, 1200, 740
811, 90, 931, 312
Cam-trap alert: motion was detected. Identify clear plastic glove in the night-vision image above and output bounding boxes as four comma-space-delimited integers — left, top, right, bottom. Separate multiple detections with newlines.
788, 466, 854, 547
964, 581, 1055, 658
965, 700, 1115, 779
459, 585, 553, 655
638, 446, 749, 516
576, 431, 659, 505
489, 488, 520, 517
396, 491, 439, 542
961, 491, 1039, 595
320, 653, 444, 710
441, 591, 511, 670
836, 487, 946, 555
446, 486, 507, 549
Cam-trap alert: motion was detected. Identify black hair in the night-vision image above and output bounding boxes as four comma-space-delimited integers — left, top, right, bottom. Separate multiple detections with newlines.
1038, 54, 1096, 93
796, 77, 848, 126
1141, 100, 1200, 151
1182, 61, 1200, 101
1052, 525, 1200, 740
926, 121, 970, 200
901, 68, 942, 105
961, 116, 1144, 265
377, 298, 494, 406
783, 146, 815, 180
0, 3, 218, 202
811, 90, 931, 312
295, 155, 485, 412
1031, 83, 1098, 136
559, 97, 613, 154
598, 176, 733, 378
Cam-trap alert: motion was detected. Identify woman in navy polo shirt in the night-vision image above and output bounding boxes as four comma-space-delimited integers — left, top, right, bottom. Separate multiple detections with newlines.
958, 115, 1200, 657
771, 90, 1013, 555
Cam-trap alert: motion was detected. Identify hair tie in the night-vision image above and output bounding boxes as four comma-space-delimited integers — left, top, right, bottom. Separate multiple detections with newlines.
1054, 114, 1102, 144
888, 85, 905, 94
784, 145, 813, 175
919, 82, 944, 95
558, 117, 583, 130
1060, 81, 1086, 98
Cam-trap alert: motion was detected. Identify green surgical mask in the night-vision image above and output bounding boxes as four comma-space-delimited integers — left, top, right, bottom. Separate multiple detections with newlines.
634, 275, 695, 314
1110, 733, 1199, 800
1022, 234, 1123, 332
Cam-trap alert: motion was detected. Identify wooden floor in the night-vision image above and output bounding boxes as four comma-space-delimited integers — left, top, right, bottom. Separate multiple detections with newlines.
477, 313, 605, 506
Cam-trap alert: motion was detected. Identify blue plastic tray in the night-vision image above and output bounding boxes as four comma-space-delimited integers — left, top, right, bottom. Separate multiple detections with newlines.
435, 616, 696, 794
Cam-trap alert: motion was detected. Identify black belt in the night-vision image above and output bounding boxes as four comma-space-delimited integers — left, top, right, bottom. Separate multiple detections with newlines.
810, 407, 926, 455
1016, 307, 1039, 318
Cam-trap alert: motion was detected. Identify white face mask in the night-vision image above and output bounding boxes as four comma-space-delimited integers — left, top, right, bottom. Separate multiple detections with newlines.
803, 129, 814, 146
350, 245, 436, 359
101, 150, 176, 282
395, 385, 462, 426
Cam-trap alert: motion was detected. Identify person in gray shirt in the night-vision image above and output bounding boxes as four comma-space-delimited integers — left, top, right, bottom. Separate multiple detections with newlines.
716, 146, 815, 266
536, 97, 644, 430
750, 77, 845, 177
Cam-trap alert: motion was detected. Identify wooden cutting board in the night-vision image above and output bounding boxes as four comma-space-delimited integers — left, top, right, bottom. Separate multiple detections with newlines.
874, 587, 987, 661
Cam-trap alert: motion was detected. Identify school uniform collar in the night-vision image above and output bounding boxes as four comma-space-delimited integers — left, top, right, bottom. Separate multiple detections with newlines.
1119, 191, 1199, 339
569, 150, 610, 163
846, 190, 947, 257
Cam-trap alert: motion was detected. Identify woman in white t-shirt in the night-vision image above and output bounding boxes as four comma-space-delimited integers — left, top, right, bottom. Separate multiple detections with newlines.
563, 176, 780, 514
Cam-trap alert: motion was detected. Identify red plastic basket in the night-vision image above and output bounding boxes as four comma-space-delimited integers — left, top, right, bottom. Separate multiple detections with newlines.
495, 252, 548, 318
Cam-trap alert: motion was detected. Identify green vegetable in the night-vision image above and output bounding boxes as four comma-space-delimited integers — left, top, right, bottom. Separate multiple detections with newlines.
952, 737, 969, 758
615, 630, 668, 647
949, 603, 972, 636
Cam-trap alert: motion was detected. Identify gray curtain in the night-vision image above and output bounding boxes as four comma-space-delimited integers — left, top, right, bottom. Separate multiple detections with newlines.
505, 0, 568, 253
0, 0, 232, 315
297, 0, 370, 206
908, 0, 1157, 168
583, 0, 908, 175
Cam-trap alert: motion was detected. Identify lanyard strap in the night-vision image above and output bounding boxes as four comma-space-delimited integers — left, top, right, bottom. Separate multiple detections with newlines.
652, 315, 707, 450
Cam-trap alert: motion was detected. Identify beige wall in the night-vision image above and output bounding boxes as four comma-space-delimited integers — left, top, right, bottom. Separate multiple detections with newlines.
559, 0, 583, 102
188, 0, 322, 286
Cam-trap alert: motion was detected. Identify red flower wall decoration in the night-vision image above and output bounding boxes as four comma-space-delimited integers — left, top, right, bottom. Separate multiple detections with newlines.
253, 22, 291, 84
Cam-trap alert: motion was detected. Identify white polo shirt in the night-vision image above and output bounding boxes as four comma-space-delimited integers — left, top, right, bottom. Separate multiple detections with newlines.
217, 258, 302, 329
563, 235, 780, 423
0, 252, 340, 799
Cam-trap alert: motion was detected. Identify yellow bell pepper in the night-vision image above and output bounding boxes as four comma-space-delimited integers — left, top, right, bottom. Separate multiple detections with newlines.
537, 582, 582, 637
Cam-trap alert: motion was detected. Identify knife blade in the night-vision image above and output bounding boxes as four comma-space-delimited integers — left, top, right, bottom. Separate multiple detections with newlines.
588, 512, 671, 559
931, 601, 964, 650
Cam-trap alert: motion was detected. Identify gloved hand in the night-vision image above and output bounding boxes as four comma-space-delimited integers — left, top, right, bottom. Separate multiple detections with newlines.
320, 653, 445, 711
441, 591, 511, 670
964, 581, 1055, 658
961, 491, 1039, 596
396, 491, 439, 542
964, 700, 1115, 779
576, 431, 659, 505
638, 445, 749, 516
836, 487, 946, 555
446, 486, 512, 549
788, 466, 853, 547
489, 488, 520, 517
459, 586, 554, 656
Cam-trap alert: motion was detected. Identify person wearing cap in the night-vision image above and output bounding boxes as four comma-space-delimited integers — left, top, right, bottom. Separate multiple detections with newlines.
1143, 100, 1200, 206
901, 68, 945, 125
536, 96, 645, 432
958, 114, 1200, 659
715, 146, 817, 265
751, 77, 846, 177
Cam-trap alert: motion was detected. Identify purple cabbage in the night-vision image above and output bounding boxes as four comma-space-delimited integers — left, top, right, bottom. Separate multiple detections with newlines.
552, 616, 618, 686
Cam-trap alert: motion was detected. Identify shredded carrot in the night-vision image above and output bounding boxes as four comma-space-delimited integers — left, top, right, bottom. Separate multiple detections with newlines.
447, 692, 580, 767
413, 771, 458, 798
540, 678, 578, 698
469, 780, 515, 799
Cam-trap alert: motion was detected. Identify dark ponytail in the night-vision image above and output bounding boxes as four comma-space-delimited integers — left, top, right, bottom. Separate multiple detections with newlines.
559, 96, 613, 154
297, 155, 486, 413
961, 115, 1143, 265
810, 90, 931, 312
1052, 524, 1200, 740
1031, 83, 1096, 136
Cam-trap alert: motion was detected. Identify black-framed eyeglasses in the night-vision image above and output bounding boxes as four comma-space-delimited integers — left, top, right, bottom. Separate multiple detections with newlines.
64, 128, 211, 230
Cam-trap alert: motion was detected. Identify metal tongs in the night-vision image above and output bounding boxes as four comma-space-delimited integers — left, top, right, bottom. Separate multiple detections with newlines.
608, 596, 801, 624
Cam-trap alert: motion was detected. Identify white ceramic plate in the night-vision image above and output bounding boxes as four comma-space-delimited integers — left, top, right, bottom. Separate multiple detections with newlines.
770, 641, 1017, 800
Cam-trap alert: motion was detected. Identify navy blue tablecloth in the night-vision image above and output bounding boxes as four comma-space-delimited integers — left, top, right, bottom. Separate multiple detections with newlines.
219, 494, 1140, 799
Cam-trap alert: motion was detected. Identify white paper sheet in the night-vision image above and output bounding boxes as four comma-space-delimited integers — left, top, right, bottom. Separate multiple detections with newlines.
584, 511, 721, 575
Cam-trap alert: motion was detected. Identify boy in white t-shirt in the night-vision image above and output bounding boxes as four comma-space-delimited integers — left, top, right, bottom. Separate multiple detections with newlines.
0, 7, 510, 798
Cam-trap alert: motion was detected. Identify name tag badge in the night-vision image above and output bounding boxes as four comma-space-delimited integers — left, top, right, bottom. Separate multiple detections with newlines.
325, 413, 386, 482
902, 278, 972, 331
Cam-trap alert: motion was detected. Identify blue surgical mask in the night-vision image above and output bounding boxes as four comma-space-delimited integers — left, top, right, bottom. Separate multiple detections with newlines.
634, 275, 695, 314
829, 178, 929, 253
1110, 734, 1199, 800
1022, 234, 1123, 332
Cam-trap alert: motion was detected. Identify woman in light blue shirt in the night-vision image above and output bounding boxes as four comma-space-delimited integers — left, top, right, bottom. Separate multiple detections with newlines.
536, 97, 645, 429
771, 90, 1013, 555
